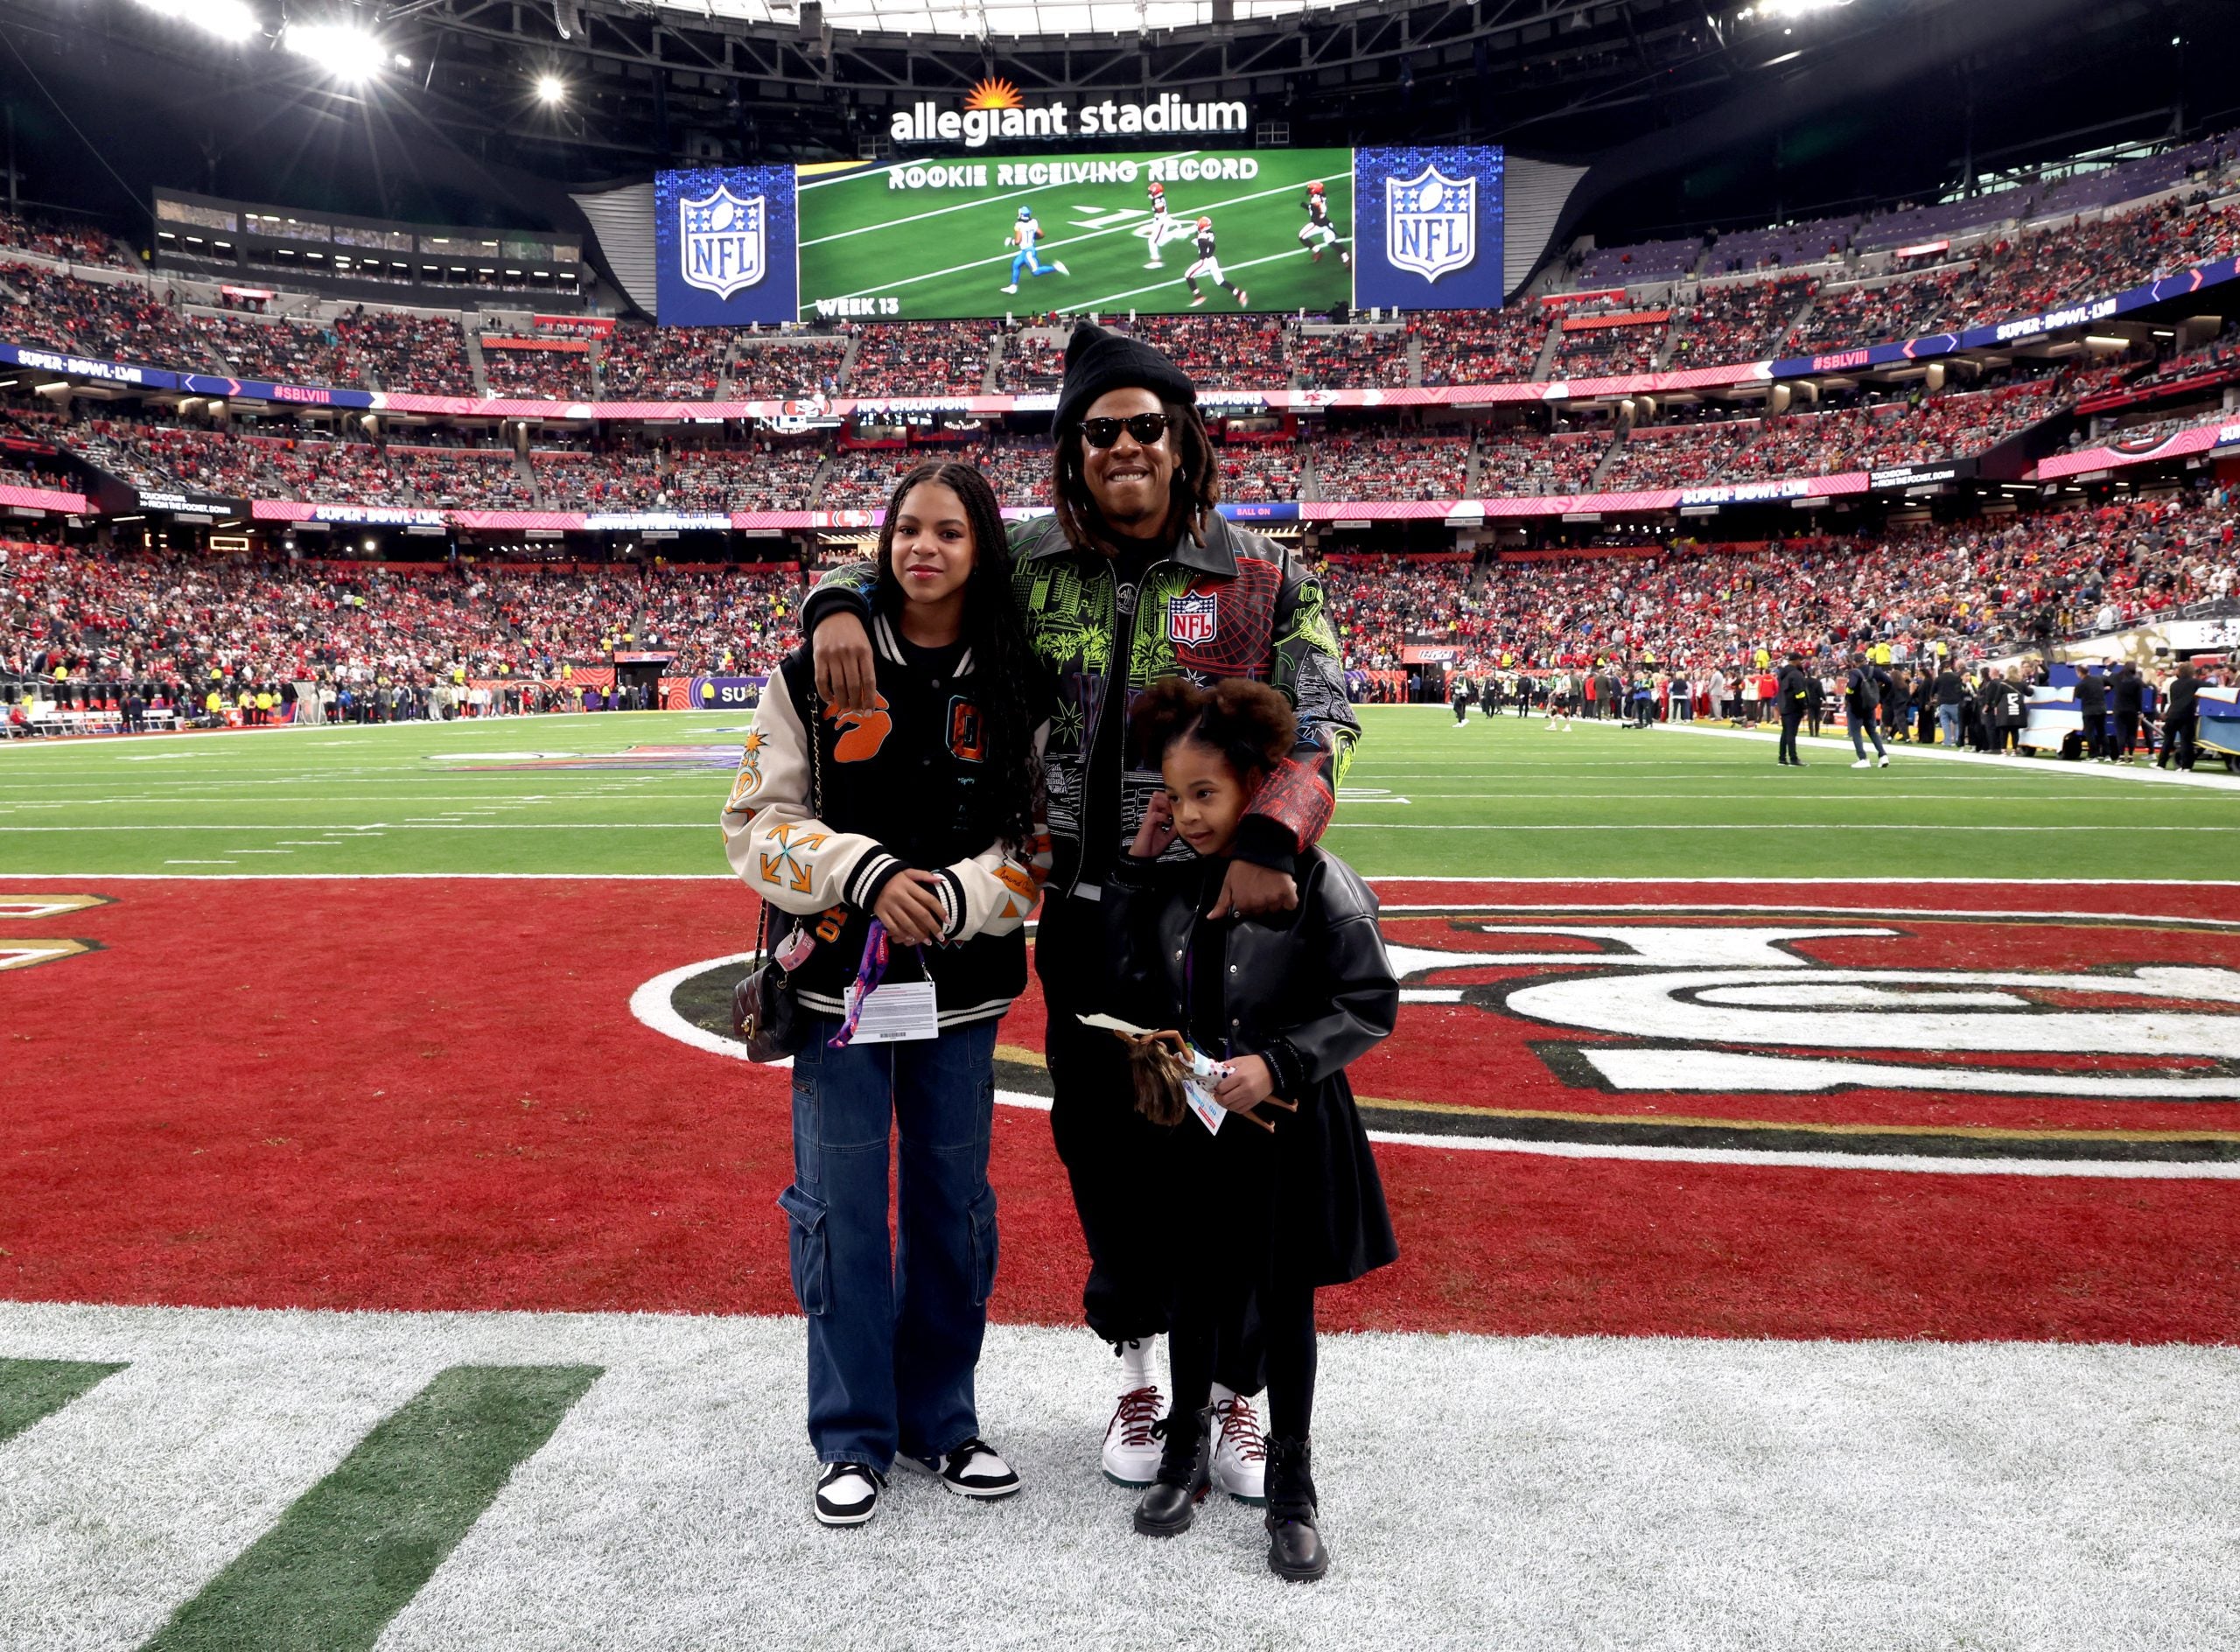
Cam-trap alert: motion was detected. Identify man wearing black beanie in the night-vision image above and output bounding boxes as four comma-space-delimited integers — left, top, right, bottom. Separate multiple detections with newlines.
796, 318, 1360, 1503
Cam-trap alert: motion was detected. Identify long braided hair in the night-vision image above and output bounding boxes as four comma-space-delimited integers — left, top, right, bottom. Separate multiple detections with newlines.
870, 459, 1041, 851
1048, 397, 1223, 553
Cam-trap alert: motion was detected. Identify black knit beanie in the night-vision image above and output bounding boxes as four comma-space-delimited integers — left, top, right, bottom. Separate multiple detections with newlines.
1051, 319, 1196, 437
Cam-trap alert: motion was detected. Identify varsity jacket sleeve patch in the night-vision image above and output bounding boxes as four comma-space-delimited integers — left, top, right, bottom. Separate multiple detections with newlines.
1247, 556, 1359, 853
719, 680, 898, 917
936, 720, 1056, 942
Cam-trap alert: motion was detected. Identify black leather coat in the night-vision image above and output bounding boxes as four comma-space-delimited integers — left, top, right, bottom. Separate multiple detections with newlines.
1105, 845, 1399, 1287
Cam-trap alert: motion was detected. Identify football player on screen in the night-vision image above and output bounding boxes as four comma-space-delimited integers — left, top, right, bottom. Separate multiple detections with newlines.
1184, 216, 1248, 309
1298, 179, 1349, 265
1001, 206, 1069, 295
1138, 179, 1196, 269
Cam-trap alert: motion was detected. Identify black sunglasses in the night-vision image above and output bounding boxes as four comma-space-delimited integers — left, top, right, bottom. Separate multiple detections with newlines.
1075, 413, 1172, 449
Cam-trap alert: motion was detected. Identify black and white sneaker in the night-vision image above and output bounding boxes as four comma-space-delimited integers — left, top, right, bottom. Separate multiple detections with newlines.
814, 1461, 886, 1527
909, 1436, 1022, 1500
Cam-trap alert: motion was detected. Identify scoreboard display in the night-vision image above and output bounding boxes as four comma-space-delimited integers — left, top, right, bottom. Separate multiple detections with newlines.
654, 145, 1503, 326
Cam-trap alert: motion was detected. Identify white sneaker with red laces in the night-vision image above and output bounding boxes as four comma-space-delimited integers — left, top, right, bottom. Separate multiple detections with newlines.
1102, 1336, 1166, 1486
1208, 1384, 1267, 1505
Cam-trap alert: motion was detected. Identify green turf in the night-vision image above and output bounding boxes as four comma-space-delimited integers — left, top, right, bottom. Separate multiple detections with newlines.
0, 1357, 125, 1446
796, 148, 1354, 321
3, 708, 2236, 880
144, 1364, 601, 1652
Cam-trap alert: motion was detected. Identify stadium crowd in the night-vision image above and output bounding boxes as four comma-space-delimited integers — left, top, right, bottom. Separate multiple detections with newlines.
4, 546, 807, 715
1322, 485, 2240, 676
482, 343, 592, 400
600, 324, 731, 400
0, 208, 124, 267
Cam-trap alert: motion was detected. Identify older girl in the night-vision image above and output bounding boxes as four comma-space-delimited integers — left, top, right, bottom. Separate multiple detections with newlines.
723, 461, 1048, 1527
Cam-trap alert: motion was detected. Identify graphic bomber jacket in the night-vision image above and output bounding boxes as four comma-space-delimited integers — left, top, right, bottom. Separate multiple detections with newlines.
803, 511, 1360, 899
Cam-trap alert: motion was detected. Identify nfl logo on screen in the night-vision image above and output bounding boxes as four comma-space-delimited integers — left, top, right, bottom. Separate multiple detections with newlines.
1167, 592, 1218, 645
681, 184, 766, 300
1386, 165, 1476, 284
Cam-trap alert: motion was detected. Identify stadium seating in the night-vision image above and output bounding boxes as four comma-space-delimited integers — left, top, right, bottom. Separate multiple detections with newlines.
3, 549, 806, 692
1549, 307, 1668, 379
1290, 326, 1411, 388
1308, 430, 1469, 501
484, 343, 592, 401
839, 321, 994, 396
732, 336, 849, 400
1412, 308, 1549, 386
0, 207, 125, 268
1474, 429, 1608, 496
996, 329, 1069, 393
1320, 485, 2240, 673
1, 262, 206, 368
600, 323, 730, 399
1667, 277, 1816, 368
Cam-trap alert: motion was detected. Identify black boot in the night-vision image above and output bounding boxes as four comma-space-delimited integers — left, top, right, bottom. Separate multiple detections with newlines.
1132, 1407, 1211, 1537
1263, 1435, 1327, 1580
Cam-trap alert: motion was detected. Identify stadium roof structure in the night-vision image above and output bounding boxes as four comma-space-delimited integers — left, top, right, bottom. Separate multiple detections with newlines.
644, 1, 1360, 35
6, 0, 2240, 288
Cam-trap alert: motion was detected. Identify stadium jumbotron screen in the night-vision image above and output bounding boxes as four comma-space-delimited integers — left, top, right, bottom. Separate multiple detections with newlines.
654, 145, 1502, 326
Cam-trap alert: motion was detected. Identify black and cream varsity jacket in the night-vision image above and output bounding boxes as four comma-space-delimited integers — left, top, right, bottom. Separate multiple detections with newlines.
721, 612, 1051, 1029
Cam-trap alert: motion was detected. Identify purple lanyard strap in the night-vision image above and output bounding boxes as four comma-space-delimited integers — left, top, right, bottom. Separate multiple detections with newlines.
828, 920, 892, 1050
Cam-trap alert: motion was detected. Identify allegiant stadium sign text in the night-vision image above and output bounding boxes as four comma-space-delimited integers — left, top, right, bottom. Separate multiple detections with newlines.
890, 94, 1249, 148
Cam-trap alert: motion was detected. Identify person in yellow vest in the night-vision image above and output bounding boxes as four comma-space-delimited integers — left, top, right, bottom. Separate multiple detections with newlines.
256, 688, 275, 724
204, 687, 222, 723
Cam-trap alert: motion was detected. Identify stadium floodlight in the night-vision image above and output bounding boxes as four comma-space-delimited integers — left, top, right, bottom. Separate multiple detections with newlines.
1738, 0, 1852, 18
536, 73, 569, 105
133, 0, 261, 42
284, 21, 388, 82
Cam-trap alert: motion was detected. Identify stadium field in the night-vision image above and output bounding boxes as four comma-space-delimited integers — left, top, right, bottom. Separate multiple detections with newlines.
3, 705, 2236, 880
5, 710, 2240, 1648
795, 149, 1355, 322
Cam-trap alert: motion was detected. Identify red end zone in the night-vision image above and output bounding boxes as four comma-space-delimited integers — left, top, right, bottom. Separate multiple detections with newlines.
4, 877, 2237, 1342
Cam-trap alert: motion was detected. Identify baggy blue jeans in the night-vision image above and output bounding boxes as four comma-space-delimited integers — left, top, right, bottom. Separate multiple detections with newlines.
778, 1016, 999, 1472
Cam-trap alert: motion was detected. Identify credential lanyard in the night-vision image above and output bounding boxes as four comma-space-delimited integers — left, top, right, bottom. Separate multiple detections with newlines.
828, 920, 932, 1050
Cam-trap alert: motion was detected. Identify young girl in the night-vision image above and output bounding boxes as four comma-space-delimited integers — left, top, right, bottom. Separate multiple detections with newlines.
1105, 677, 1399, 1581
723, 460, 1049, 1528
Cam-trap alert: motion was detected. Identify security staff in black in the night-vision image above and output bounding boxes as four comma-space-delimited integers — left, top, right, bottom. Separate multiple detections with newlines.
2076, 667, 2109, 760
2160, 662, 2202, 770
1775, 654, 1814, 766
2112, 663, 2145, 761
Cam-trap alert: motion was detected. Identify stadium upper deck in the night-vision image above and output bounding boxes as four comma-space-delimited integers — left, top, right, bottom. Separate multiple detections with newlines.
0, 129, 2237, 540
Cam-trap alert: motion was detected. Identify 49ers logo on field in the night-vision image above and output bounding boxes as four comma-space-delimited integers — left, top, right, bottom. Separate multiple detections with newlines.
640, 892, 2240, 1172
1366, 901, 2240, 1166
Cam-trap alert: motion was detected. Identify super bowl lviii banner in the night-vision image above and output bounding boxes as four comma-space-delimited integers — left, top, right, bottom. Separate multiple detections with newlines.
1352, 146, 1505, 312
654, 165, 800, 326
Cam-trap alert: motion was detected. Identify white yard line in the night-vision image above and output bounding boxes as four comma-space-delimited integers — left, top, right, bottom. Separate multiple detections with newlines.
1641, 718, 2240, 789
0, 1303, 2233, 1652
0, 1334, 442, 1652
